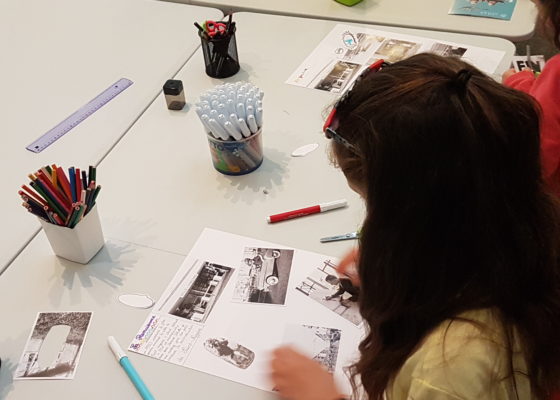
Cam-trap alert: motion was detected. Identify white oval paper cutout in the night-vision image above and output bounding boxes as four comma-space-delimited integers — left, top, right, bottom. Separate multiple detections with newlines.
118, 294, 154, 309
291, 143, 319, 157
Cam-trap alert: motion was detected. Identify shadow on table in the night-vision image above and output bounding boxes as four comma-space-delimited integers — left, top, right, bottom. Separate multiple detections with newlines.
216, 147, 290, 204
0, 335, 22, 399
47, 240, 138, 308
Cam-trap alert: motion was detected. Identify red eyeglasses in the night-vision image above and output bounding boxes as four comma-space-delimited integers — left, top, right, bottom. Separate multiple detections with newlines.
322, 59, 389, 152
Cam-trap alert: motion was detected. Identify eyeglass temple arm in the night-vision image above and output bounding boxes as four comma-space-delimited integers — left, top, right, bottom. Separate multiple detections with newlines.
323, 108, 337, 132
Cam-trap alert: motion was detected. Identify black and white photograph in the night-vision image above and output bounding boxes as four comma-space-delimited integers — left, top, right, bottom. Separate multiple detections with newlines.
203, 337, 255, 369
14, 311, 92, 379
314, 61, 361, 93
169, 262, 233, 323
430, 42, 468, 58
233, 247, 294, 305
296, 260, 362, 326
284, 324, 341, 373
374, 38, 421, 63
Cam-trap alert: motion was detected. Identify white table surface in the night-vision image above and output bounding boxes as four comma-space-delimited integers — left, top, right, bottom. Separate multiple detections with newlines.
166, 0, 537, 41
0, 12, 516, 399
0, 0, 221, 273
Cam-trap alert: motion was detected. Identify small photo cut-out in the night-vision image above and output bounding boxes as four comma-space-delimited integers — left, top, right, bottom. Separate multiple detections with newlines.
14, 311, 92, 379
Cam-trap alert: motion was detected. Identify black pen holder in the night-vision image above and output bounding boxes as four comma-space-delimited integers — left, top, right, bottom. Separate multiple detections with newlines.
199, 28, 240, 79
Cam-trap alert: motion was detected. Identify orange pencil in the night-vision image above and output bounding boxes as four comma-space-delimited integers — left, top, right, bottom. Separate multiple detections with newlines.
52, 167, 58, 188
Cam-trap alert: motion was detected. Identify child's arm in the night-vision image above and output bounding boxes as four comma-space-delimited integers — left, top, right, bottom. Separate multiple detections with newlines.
502, 68, 536, 93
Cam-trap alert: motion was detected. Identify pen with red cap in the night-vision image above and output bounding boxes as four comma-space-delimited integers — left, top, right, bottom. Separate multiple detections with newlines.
267, 199, 347, 223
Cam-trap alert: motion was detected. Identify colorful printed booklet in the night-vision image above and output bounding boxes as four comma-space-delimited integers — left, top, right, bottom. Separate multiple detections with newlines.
449, 0, 517, 20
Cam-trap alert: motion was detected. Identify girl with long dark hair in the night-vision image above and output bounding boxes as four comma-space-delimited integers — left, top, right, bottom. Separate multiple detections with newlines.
271, 53, 560, 400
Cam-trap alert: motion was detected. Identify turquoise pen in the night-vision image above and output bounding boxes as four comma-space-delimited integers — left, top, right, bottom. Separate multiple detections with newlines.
108, 336, 155, 400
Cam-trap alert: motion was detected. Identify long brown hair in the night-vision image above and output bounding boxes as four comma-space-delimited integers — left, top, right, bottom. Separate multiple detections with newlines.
330, 53, 560, 399
536, 0, 560, 48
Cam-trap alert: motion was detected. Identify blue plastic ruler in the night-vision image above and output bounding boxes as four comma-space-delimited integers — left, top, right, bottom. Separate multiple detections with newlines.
26, 78, 134, 153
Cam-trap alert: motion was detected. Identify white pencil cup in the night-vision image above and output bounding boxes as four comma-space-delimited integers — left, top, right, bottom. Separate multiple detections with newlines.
39, 206, 105, 264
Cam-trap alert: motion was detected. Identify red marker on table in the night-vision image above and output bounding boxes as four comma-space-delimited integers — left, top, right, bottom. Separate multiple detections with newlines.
267, 199, 347, 223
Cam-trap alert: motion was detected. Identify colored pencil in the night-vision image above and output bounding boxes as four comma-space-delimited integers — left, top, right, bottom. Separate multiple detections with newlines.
75, 168, 82, 202
30, 180, 67, 219
89, 185, 102, 211
52, 167, 58, 188
56, 167, 73, 201
69, 167, 76, 202
81, 170, 87, 190
35, 172, 72, 212
88, 166, 94, 187
21, 164, 101, 228
20, 185, 47, 206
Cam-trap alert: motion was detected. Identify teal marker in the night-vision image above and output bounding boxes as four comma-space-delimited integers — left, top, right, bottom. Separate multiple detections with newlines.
108, 336, 155, 400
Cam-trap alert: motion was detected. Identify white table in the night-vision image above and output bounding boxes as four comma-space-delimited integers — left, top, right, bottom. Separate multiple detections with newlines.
166, 0, 537, 41
0, 0, 221, 272
0, 12, 515, 399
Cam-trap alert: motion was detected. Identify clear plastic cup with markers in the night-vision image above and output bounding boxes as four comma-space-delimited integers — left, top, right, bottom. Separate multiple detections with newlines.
195, 81, 265, 175
206, 129, 263, 175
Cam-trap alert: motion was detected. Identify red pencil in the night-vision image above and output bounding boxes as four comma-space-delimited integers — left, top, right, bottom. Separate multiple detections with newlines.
35, 172, 72, 213
20, 185, 48, 207
36, 171, 71, 208
52, 213, 64, 225
75, 168, 82, 202
56, 166, 73, 201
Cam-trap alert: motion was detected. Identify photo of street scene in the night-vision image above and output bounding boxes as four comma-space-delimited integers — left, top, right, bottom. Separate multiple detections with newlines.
203, 337, 255, 369
14, 312, 92, 379
296, 259, 361, 326
374, 38, 420, 63
430, 42, 468, 58
284, 324, 341, 373
233, 247, 294, 305
169, 262, 233, 323
314, 61, 361, 93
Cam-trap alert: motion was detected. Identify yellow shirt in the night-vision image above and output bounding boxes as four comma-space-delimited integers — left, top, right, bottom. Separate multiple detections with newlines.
387, 309, 531, 400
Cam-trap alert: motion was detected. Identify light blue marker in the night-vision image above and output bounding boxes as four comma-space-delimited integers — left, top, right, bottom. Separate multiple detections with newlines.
108, 336, 155, 400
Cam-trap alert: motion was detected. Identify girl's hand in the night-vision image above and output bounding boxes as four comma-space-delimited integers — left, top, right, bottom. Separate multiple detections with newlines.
270, 347, 344, 400
502, 68, 517, 82
336, 247, 360, 286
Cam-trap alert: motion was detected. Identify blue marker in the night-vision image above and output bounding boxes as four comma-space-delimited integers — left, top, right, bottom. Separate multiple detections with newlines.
108, 336, 155, 400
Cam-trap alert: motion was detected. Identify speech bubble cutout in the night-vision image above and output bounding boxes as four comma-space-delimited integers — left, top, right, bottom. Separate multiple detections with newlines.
118, 294, 154, 309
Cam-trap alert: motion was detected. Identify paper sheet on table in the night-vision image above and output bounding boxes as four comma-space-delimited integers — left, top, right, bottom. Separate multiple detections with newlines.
129, 228, 363, 394
286, 24, 505, 93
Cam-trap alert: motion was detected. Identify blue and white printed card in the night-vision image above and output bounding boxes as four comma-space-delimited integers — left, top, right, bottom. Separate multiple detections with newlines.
449, 0, 517, 20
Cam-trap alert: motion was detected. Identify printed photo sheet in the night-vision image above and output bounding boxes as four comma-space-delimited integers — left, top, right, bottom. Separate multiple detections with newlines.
286, 24, 505, 93
129, 228, 364, 394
